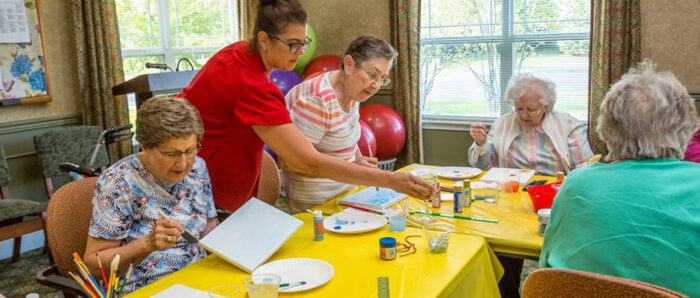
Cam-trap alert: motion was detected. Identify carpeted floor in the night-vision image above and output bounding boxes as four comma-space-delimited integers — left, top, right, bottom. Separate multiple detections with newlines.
0, 248, 63, 298
0, 195, 538, 297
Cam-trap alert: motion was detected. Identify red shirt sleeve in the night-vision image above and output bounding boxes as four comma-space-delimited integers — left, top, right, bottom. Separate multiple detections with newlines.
232, 70, 292, 126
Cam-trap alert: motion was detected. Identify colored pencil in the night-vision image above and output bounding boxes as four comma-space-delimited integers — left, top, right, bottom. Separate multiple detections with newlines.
73, 255, 104, 298
366, 145, 380, 191
69, 271, 97, 298
411, 210, 499, 223
116, 261, 134, 298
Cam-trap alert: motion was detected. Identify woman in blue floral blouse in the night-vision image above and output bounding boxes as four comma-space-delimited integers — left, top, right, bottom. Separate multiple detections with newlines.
83, 95, 217, 294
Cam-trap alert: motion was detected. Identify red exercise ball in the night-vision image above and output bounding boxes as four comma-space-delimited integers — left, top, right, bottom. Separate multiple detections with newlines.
359, 104, 406, 160
303, 55, 341, 78
303, 71, 324, 81
357, 120, 377, 158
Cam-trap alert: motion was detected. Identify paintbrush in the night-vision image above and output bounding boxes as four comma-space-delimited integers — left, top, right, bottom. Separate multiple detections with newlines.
367, 145, 380, 191
108, 254, 120, 298
96, 253, 108, 289
156, 209, 198, 243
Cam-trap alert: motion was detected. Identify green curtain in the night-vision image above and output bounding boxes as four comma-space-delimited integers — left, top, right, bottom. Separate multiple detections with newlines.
588, 0, 641, 155
391, 0, 422, 166
71, 0, 131, 161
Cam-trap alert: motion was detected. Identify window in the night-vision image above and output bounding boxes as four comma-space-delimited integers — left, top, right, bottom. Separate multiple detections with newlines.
420, 0, 590, 122
115, 0, 238, 124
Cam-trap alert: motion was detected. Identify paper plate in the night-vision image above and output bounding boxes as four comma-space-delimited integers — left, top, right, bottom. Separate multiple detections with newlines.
435, 166, 482, 180
253, 258, 334, 293
324, 209, 387, 234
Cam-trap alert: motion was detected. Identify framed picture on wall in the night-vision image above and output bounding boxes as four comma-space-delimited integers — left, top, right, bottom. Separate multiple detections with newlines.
0, 0, 50, 107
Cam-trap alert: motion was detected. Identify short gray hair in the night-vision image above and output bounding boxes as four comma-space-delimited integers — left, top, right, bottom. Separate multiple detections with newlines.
136, 95, 204, 149
504, 72, 557, 112
596, 60, 698, 162
340, 35, 397, 70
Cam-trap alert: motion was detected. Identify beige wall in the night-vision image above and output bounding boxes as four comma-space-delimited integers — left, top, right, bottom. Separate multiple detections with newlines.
299, 0, 391, 56
641, 0, 700, 91
0, 0, 82, 124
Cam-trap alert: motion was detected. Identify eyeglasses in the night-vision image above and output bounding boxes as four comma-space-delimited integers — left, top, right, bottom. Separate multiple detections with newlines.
266, 33, 312, 55
515, 107, 544, 116
358, 64, 391, 87
156, 144, 201, 161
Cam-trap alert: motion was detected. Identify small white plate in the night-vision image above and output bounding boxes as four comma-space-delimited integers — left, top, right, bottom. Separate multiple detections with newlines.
435, 166, 482, 180
324, 209, 387, 234
253, 258, 334, 293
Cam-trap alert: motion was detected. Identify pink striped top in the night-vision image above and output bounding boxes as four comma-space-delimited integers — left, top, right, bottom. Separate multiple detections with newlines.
282, 72, 360, 204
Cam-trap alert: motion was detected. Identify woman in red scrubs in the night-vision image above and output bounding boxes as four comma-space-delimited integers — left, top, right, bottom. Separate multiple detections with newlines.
179, 0, 432, 212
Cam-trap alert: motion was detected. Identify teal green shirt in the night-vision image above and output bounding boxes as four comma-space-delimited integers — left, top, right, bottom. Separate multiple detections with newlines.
540, 159, 700, 297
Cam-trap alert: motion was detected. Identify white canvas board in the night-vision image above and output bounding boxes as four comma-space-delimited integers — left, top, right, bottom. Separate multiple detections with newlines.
198, 198, 303, 273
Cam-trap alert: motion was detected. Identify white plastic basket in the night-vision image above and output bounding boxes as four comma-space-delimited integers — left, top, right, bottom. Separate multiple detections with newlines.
378, 158, 397, 171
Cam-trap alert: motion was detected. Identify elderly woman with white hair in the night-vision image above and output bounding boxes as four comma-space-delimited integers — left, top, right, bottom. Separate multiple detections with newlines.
540, 61, 700, 297
468, 73, 593, 176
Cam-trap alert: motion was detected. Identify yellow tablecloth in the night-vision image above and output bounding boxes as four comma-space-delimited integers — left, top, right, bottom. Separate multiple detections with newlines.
127, 213, 503, 298
314, 164, 556, 259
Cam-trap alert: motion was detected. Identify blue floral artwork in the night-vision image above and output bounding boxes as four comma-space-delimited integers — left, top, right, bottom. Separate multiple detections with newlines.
0, 0, 48, 103
10, 54, 31, 77
28, 69, 45, 91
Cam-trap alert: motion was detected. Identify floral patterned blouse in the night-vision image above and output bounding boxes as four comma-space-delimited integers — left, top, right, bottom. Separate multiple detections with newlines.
88, 154, 217, 294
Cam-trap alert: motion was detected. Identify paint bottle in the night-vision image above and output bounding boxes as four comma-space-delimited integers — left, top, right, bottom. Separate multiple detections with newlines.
307, 209, 324, 241
556, 172, 565, 182
379, 237, 397, 261
463, 179, 471, 208
453, 182, 463, 213
432, 180, 441, 208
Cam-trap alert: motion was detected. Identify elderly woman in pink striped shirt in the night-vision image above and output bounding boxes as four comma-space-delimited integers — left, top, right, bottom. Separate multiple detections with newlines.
468, 73, 593, 177
282, 35, 397, 213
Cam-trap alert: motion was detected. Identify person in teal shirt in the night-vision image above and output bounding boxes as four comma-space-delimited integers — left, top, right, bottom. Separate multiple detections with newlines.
540, 60, 700, 298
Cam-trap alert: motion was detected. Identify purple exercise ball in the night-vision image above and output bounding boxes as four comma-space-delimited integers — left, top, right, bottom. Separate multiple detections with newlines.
263, 144, 278, 162
269, 69, 303, 96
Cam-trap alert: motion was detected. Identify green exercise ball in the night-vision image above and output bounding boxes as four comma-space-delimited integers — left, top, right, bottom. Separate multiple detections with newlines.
294, 24, 317, 75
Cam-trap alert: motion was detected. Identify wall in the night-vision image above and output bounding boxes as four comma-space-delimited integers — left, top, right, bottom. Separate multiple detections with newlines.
640, 0, 700, 92
0, 0, 82, 124
299, 0, 391, 56
0, 0, 82, 260
299, 0, 394, 109
0, 0, 80, 200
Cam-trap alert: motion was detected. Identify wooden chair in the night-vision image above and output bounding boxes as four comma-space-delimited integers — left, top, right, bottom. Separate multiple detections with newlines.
33, 126, 109, 198
257, 151, 281, 206
35, 177, 97, 298
522, 268, 688, 298
0, 145, 45, 263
